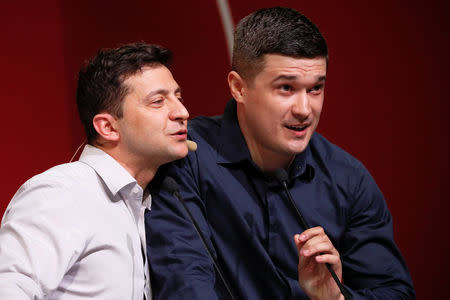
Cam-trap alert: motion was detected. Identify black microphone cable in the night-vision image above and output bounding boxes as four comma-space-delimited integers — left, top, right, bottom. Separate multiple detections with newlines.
275, 168, 353, 300
161, 176, 238, 300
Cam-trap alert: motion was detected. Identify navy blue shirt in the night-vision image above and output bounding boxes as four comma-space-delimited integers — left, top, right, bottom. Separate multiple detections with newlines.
146, 99, 415, 299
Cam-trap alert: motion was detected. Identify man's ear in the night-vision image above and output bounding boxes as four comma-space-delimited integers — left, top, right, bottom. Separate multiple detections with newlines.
92, 113, 120, 142
228, 71, 247, 104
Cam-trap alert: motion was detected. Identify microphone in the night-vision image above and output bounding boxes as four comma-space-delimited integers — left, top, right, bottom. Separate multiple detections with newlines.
186, 140, 197, 152
275, 169, 309, 229
161, 177, 238, 300
275, 168, 352, 300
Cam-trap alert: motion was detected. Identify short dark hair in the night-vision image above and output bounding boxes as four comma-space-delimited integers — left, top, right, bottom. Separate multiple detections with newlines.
76, 43, 172, 144
232, 7, 328, 82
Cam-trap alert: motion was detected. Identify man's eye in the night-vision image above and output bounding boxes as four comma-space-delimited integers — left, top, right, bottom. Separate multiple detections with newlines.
309, 84, 323, 94
279, 84, 293, 92
152, 98, 164, 105
177, 96, 184, 103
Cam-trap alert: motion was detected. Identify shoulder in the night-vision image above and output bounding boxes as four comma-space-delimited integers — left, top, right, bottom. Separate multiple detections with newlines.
5, 162, 98, 221
188, 115, 223, 142
28, 161, 96, 186
309, 133, 385, 211
154, 115, 224, 191
309, 132, 367, 176
1, 163, 97, 260
308, 133, 377, 200
185, 115, 224, 161
19, 161, 98, 198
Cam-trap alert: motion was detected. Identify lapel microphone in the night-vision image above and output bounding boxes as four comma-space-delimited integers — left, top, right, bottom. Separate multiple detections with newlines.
186, 140, 197, 152
275, 168, 352, 300
161, 176, 238, 300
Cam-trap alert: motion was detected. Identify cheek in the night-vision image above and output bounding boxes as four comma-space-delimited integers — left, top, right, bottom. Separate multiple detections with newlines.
313, 108, 322, 119
151, 114, 172, 137
312, 99, 324, 117
246, 92, 287, 126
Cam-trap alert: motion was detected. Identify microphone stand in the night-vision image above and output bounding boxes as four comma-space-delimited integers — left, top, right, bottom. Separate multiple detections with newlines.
275, 169, 352, 300
162, 177, 238, 300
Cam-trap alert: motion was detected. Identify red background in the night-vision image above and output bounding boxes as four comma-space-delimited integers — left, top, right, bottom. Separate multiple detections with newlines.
1, 1, 448, 298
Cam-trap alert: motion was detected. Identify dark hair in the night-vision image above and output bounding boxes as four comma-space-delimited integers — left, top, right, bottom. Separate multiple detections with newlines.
232, 7, 328, 81
76, 43, 172, 144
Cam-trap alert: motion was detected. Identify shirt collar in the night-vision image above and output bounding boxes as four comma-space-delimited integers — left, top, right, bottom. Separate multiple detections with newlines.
216, 99, 314, 182
287, 148, 314, 183
79, 144, 138, 198
216, 99, 252, 165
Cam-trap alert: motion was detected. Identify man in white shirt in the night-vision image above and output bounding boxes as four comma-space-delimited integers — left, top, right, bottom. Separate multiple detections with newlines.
0, 43, 189, 300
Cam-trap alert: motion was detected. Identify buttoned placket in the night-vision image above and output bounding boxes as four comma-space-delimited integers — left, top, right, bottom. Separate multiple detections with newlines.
123, 184, 152, 300
141, 190, 152, 300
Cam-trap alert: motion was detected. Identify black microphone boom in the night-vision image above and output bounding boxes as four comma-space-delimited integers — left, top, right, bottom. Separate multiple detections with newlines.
274, 169, 310, 229
161, 177, 238, 300
274, 168, 352, 300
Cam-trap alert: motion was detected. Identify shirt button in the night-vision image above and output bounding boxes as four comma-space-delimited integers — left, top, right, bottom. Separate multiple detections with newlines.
133, 186, 140, 194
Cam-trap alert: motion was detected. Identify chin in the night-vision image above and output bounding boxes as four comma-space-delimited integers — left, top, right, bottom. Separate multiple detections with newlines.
286, 144, 308, 155
293, 138, 311, 153
173, 146, 189, 159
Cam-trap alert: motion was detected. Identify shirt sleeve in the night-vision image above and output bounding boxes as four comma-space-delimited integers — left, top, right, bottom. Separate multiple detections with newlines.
0, 179, 84, 299
340, 164, 415, 299
145, 154, 222, 300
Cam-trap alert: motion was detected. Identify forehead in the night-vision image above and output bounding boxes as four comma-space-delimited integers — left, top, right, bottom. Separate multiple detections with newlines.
123, 65, 177, 91
257, 54, 327, 81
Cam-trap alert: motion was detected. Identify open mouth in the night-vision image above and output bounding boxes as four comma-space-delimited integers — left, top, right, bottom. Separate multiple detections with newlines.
172, 129, 188, 140
174, 129, 187, 135
285, 124, 308, 131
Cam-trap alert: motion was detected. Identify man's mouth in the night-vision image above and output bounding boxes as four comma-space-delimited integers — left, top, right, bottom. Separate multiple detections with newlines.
173, 129, 187, 135
170, 129, 188, 140
285, 124, 308, 131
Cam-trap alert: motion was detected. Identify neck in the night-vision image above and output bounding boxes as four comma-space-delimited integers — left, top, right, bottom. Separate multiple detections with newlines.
95, 143, 158, 188
248, 146, 294, 174
237, 105, 294, 174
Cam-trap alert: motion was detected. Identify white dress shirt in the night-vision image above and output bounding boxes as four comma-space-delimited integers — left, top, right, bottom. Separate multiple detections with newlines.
0, 145, 152, 299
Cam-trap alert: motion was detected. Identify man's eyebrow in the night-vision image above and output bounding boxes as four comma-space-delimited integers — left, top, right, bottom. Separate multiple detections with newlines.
145, 89, 169, 99
272, 75, 298, 82
144, 86, 181, 99
271, 74, 327, 83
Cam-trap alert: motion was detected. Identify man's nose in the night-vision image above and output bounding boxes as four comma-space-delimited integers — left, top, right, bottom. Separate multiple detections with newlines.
169, 98, 189, 121
291, 91, 311, 120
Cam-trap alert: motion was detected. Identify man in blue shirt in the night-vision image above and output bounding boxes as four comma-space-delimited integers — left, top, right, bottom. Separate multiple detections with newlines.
146, 7, 415, 299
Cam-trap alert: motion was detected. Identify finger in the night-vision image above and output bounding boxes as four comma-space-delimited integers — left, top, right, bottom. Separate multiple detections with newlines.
314, 253, 341, 265
302, 231, 330, 246
296, 227, 329, 250
300, 241, 337, 257
298, 230, 333, 251
294, 234, 306, 254
294, 233, 322, 252
298, 226, 326, 241
294, 227, 325, 249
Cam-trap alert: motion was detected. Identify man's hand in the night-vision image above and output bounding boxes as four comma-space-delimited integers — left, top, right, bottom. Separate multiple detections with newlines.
294, 226, 344, 300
